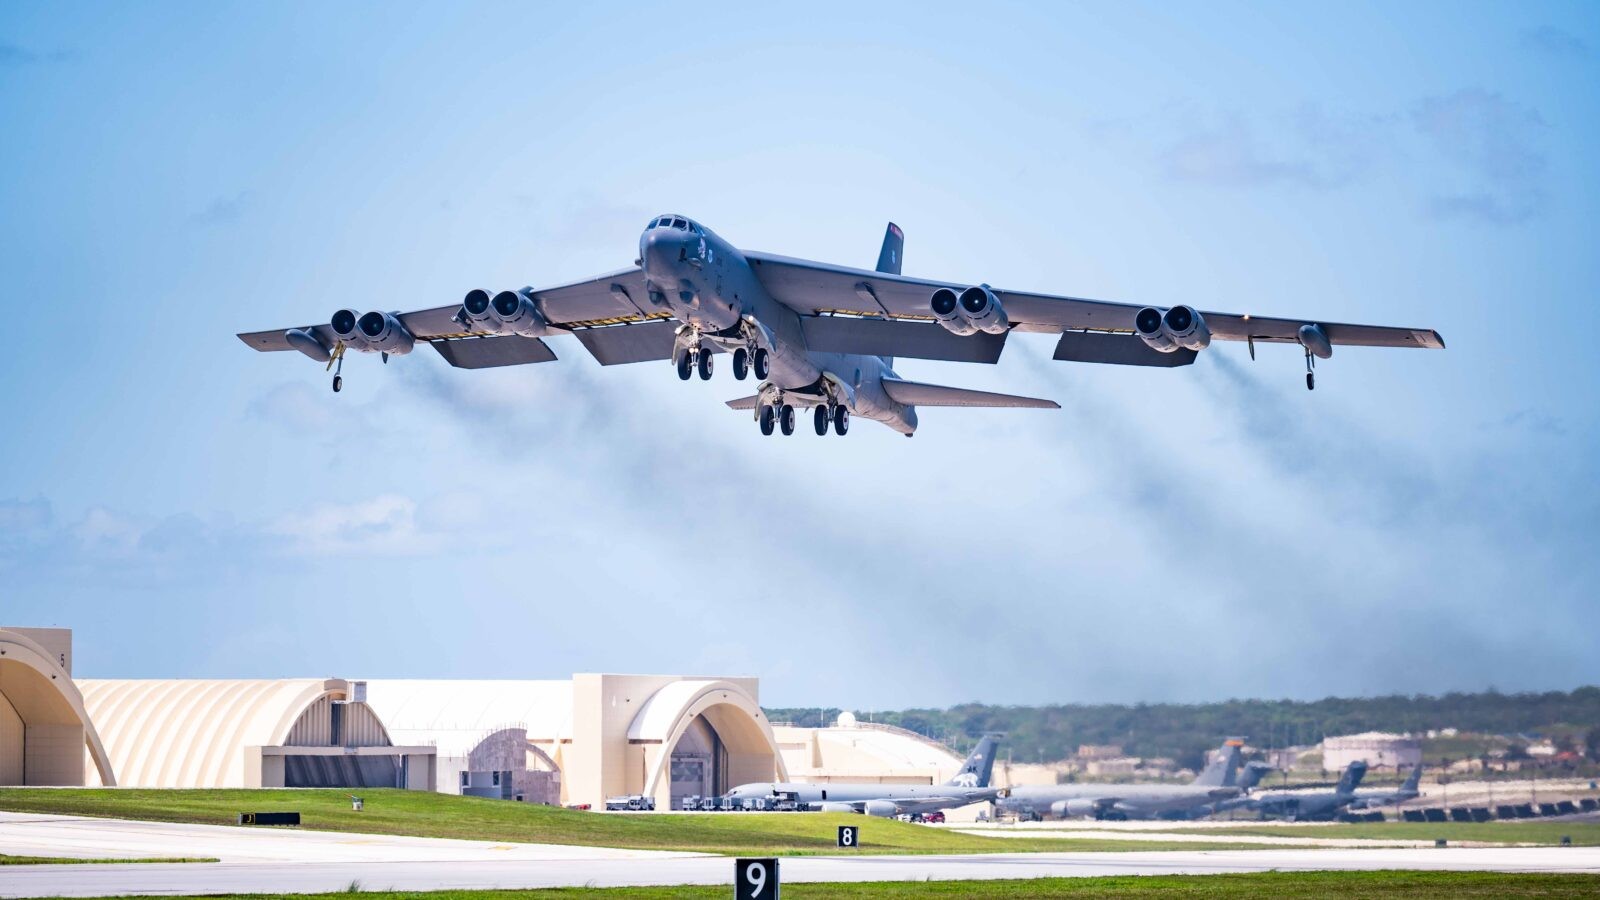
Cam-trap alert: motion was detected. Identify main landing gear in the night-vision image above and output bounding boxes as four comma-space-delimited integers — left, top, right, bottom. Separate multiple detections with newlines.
730, 346, 770, 381
758, 403, 796, 436
675, 347, 716, 381
812, 404, 849, 436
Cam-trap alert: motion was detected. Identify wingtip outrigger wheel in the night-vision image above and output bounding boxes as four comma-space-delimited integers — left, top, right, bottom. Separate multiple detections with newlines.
327, 341, 347, 393
1304, 349, 1315, 391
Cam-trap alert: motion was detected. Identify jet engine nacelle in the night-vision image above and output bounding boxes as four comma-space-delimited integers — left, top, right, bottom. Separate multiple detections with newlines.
461, 289, 498, 330
330, 308, 369, 350
1134, 306, 1179, 352
958, 285, 1009, 335
930, 288, 979, 336
1162, 304, 1210, 351
861, 800, 899, 818
356, 311, 415, 356
818, 802, 858, 814
490, 288, 552, 337
1055, 799, 1103, 819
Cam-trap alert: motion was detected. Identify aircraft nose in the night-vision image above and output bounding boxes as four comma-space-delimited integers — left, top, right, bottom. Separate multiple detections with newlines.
641, 228, 691, 273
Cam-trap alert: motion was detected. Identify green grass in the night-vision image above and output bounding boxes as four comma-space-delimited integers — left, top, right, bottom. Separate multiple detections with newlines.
0, 788, 1284, 856
40, 872, 1600, 898
0, 854, 216, 865
1180, 820, 1600, 846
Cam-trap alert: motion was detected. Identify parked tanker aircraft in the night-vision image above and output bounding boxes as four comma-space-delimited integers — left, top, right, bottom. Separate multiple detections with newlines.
239, 216, 1445, 436
723, 734, 1003, 817
996, 739, 1246, 821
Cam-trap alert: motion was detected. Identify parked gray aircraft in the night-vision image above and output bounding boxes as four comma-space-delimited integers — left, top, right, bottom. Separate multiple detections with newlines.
1230, 760, 1370, 820
997, 739, 1245, 821
239, 216, 1445, 435
1348, 764, 1423, 810
723, 734, 1003, 817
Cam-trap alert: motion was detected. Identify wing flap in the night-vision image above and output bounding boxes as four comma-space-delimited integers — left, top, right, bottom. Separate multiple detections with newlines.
572, 320, 679, 366
800, 316, 1007, 363
430, 335, 557, 369
1053, 331, 1198, 367
881, 378, 1058, 409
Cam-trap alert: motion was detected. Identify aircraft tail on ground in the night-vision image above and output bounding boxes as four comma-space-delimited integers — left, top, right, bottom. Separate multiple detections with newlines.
1336, 760, 1369, 794
1237, 761, 1274, 790
876, 222, 904, 275
1399, 763, 1422, 794
1192, 738, 1245, 787
945, 734, 1001, 788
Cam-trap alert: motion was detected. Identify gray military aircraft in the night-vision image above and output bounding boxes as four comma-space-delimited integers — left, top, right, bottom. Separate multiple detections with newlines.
723, 734, 1003, 817
1229, 760, 1370, 820
239, 216, 1444, 436
1348, 764, 1423, 810
997, 739, 1245, 821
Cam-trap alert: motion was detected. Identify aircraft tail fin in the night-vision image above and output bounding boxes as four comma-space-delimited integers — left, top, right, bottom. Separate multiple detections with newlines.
1400, 763, 1422, 793
1237, 761, 1274, 790
1192, 738, 1245, 787
945, 733, 1001, 788
1336, 760, 1369, 794
876, 222, 904, 275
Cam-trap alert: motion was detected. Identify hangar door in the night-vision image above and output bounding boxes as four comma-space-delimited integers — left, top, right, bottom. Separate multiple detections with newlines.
669, 715, 726, 806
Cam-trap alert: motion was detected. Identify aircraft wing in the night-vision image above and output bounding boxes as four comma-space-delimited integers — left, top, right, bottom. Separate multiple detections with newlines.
881, 379, 1058, 409
745, 251, 1444, 362
237, 267, 672, 369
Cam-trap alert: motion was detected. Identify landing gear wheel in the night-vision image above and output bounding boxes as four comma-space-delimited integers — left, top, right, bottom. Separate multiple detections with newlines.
332, 375, 343, 393
753, 347, 771, 380
779, 404, 796, 436
758, 404, 776, 436
675, 350, 692, 381
696, 349, 713, 381
814, 405, 829, 435
1306, 372, 1315, 391
832, 405, 850, 435
732, 348, 749, 381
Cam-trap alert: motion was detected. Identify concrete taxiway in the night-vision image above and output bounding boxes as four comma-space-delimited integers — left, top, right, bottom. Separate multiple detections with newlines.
1, 811, 1597, 897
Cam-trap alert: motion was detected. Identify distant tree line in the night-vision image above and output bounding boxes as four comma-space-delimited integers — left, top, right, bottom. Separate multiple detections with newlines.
765, 686, 1600, 772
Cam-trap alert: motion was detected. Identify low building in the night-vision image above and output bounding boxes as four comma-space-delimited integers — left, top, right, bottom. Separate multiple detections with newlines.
0, 627, 115, 786
364, 675, 786, 811
1321, 732, 1422, 771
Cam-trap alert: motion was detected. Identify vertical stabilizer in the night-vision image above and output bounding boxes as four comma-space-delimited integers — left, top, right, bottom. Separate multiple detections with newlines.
1336, 760, 1369, 795
1193, 738, 1245, 787
876, 222, 904, 275
1399, 763, 1422, 794
946, 734, 1001, 788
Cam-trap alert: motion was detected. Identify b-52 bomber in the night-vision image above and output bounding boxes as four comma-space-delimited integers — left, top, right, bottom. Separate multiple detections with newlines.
240, 216, 1445, 437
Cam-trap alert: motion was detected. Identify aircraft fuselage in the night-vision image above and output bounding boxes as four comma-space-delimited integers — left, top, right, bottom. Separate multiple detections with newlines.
639, 217, 917, 434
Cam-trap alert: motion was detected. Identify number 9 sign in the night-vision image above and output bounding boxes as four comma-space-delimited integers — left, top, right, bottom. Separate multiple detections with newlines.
734, 858, 778, 899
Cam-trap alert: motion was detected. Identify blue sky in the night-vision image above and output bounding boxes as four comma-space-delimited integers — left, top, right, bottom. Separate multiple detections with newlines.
2, 1, 1596, 708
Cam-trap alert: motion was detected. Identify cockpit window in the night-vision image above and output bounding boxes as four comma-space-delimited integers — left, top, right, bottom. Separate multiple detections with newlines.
672, 217, 687, 230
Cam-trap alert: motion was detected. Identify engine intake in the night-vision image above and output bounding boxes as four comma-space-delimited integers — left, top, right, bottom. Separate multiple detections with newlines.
958, 285, 1009, 335
861, 799, 898, 817
490, 288, 552, 337
356, 311, 415, 356
330, 308, 367, 349
1162, 304, 1210, 351
1134, 306, 1178, 352
461, 289, 497, 329
930, 287, 977, 336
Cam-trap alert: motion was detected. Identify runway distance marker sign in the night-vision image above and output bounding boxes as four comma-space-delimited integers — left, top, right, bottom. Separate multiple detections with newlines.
734, 857, 778, 899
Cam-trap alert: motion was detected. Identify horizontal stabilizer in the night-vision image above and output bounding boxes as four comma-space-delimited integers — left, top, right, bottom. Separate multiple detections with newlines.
430, 335, 557, 369
882, 378, 1058, 409
572, 319, 681, 366
801, 316, 1006, 364
1053, 331, 1197, 367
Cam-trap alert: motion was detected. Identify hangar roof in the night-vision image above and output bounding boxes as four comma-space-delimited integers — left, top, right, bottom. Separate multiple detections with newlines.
77, 678, 350, 788
361, 679, 575, 757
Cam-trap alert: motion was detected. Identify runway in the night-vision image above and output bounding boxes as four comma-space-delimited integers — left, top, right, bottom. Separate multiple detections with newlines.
1, 812, 1596, 897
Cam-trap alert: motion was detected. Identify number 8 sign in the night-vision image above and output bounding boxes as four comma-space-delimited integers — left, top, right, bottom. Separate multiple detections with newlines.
837, 825, 859, 848
734, 858, 778, 899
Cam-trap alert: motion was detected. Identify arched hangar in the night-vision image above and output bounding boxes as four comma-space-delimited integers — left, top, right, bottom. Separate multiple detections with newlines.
0, 627, 115, 786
